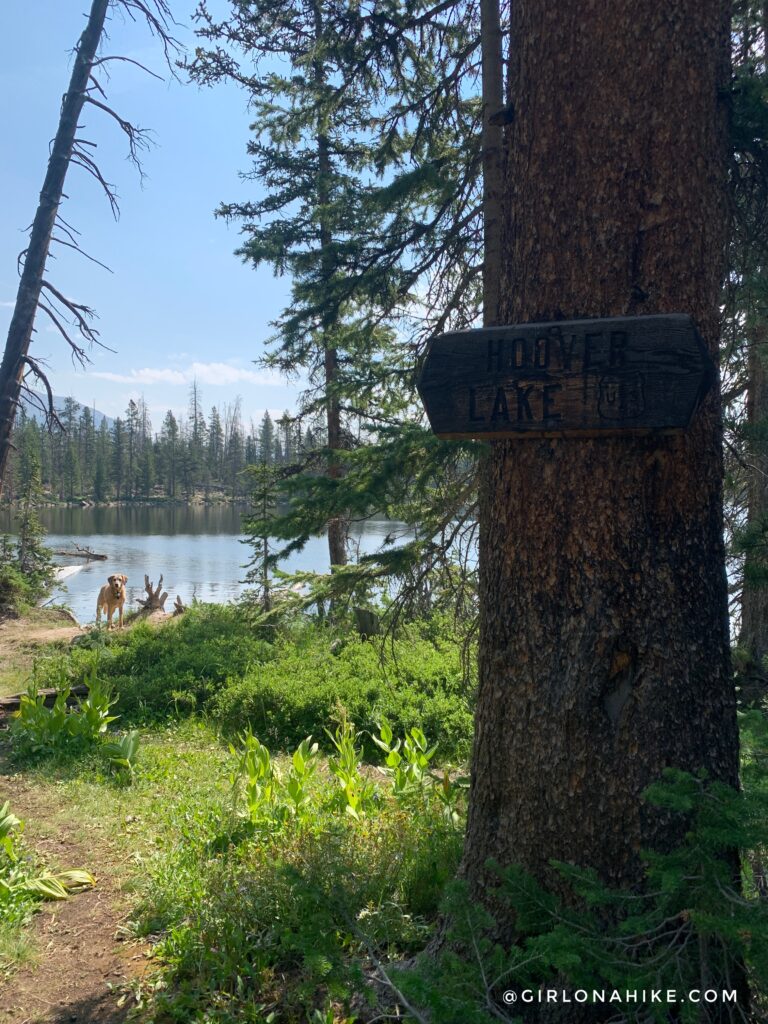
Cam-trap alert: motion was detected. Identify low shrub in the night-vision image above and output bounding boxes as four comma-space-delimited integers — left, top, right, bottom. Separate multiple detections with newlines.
33, 607, 474, 762
211, 626, 473, 763
9, 670, 118, 759
37, 603, 275, 720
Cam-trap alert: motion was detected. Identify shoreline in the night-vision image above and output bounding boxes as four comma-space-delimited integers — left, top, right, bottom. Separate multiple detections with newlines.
1, 496, 251, 511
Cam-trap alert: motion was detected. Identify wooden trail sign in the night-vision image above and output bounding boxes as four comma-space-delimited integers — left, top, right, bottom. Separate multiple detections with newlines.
417, 314, 714, 440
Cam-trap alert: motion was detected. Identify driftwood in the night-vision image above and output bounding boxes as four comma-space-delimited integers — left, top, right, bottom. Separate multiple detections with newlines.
136, 574, 168, 612
52, 542, 107, 561
173, 595, 185, 616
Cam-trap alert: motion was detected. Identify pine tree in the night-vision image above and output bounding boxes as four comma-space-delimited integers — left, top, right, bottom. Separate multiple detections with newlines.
14, 441, 54, 598
207, 405, 224, 485
94, 418, 110, 500
111, 417, 125, 501
187, 380, 207, 494
159, 410, 179, 498
460, 1, 743, 992
63, 442, 80, 501
78, 404, 96, 494
189, 0, 492, 591
125, 399, 140, 499
243, 463, 279, 611
258, 411, 275, 467
189, 0, 412, 566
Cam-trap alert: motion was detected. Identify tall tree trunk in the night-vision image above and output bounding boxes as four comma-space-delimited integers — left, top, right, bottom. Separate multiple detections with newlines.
738, 5, 768, 708
480, 0, 504, 328
313, 1, 347, 570
463, 0, 738, 952
740, 322, 768, 705
0, 0, 109, 497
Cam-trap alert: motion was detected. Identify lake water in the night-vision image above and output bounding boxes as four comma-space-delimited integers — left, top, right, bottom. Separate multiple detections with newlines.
0, 505, 412, 624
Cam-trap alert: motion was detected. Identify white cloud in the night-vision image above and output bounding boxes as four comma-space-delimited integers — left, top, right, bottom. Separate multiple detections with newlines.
89, 361, 282, 388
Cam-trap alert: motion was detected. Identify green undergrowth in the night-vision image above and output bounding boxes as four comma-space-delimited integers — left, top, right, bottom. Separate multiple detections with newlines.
31, 604, 474, 762
0, 799, 95, 976
5, 606, 767, 1021
1, 716, 466, 1020
7, 713, 767, 1023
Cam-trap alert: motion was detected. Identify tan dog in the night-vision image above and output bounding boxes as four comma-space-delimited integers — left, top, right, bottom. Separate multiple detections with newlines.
96, 574, 128, 630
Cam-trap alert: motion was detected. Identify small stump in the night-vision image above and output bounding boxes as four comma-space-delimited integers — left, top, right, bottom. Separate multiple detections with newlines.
136, 574, 168, 613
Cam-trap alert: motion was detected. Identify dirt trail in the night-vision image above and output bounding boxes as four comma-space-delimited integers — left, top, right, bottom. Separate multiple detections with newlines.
0, 778, 149, 1024
0, 611, 85, 698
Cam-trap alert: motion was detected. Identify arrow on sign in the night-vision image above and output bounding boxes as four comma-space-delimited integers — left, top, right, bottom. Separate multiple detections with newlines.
417, 314, 715, 440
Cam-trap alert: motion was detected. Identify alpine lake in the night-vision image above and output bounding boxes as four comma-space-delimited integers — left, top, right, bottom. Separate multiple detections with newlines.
0, 504, 408, 624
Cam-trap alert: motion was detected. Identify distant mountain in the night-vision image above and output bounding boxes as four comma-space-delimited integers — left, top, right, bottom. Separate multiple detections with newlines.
20, 393, 114, 430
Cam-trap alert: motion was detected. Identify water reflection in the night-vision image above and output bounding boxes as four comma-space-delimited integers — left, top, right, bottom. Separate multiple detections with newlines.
0, 505, 411, 623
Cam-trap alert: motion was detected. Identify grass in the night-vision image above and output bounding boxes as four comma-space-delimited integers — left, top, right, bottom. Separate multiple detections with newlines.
0, 920, 37, 978
3, 605, 768, 1023
1, 719, 232, 857
0, 606, 82, 698
1, 714, 466, 1021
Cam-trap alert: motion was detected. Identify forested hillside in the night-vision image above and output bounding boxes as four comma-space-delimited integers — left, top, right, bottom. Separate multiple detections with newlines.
3, 391, 319, 503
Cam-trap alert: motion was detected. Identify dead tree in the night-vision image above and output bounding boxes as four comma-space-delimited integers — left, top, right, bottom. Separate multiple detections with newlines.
0, 0, 178, 497
173, 595, 185, 616
137, 574, 168, 612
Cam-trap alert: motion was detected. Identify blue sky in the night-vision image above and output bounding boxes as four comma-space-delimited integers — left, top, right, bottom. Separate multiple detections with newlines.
0, 0, 301, 432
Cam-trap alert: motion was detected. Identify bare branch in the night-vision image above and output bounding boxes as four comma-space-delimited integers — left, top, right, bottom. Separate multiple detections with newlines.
55, 213, 82, 238
20, 355, 64, 430
37, 301, 88, 364
40, 280, 100, 347
50, 235, 114, 273
114, 0, 182, 71
92, 54, 163, 81
87, 73, 109, 100
71, 159, 119, 216
82, 94, 153, 170
71, 147, 120, 217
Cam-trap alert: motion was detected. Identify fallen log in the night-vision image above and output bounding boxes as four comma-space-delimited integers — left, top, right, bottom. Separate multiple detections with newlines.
0, 684, 89, 724
52, 542, 107, 561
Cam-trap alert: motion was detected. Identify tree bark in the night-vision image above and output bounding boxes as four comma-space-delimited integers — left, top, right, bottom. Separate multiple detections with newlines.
738, 5, 768, 708
0, 0, 109, 496
480, 0, 504, 329
313, 0, 347, 571
463, 0, 738, 950
739, 322, 768, 705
